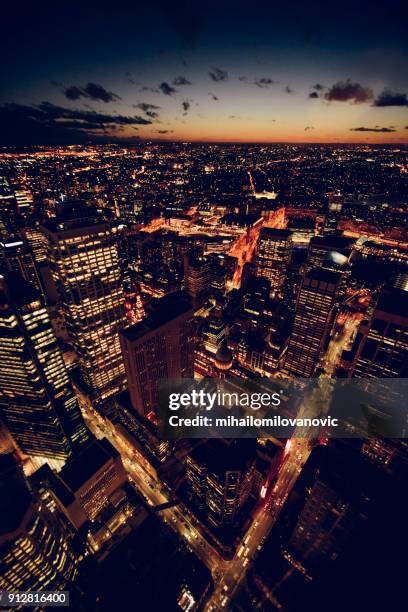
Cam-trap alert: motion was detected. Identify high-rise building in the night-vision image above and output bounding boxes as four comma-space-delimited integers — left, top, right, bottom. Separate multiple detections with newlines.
284, 268, 340, 377
22, 227, 48, 263
0, 182, 19, 239
117, 195, 143, 225
48, 438, 128, 529
1, 237, 46, 300
0, 273, 90, 460
13, 187, 34, 218
120, 291, 195, 418
41, 202, 126, 399
347, 286, 408, 377
184, 256, 210, 308
323, 192, 343, 234
305, 235, 353, 272
255, 228, 292, 296
287, 446, 369, 573
186, 439, 256, 528
203, 317, 227, 354
0, 453, 78, 594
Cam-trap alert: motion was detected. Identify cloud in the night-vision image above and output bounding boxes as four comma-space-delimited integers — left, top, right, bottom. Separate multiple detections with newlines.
238, 76, 248, 82
373, 89, 408, 107
255, 78, 276, 88
64, 86, 85, 101
156, 129, 174, 134
37, 102, 150, 125
0, 102, 152, 145
182, 100, 190, 113
350, 126, 396, 132
173, 76, 192, 86
140, 86, 159, 93
285, 86, 293, 94
63, 83, 121, 103
324, 80, 374, 104
125, 72, 137, 85
159, 82, 177, 95
208, 92, 219, 101
308, 84, 324, 99
208, 67, 228, 82
304, 126, 314, 131
134, 102, 161, 119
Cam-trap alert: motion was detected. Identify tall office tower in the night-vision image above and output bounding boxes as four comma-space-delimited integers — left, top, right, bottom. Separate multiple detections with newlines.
41, 202, 127, 399
120, 291, 195, 417
0, 453, 78, 594
323, 192, 343, 234
117, 195, 143, 225
347, 286, 408, 377
186, 439, 256, 528
47, 438, 128, 529
255, 228, 292, 297
1, 237, 45, 300
287, 446, 370, 574
0, 273, 90, 461
13, 187, 34, 218
0, 182, 18, 239
184, 255, 210, 308
284, 268, 341, 377
305, 235, 353, 272
203, 317, 227, 354
22, 228, 48, 263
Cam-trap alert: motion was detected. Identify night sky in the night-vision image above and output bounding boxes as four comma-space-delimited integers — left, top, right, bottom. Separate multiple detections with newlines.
2, 0, 408, 145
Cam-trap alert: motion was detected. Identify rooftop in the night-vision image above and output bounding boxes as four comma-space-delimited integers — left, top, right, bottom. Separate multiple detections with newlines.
306, 267, 342, 284
260, 227, 292, 239
121, 291, 192, 342
58, 438, 119, 493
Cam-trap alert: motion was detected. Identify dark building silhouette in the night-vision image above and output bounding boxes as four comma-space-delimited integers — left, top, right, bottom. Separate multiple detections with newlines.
347, 286, 408, 377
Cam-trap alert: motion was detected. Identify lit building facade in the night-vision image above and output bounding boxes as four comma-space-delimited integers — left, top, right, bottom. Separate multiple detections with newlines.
0, 274, 89, 460
41, 202, 127, 399
0, 453, 78, 595
347, 287, 408, 377
184, 256, 210, 308
284, 268, 340, 377
120, 291, 195, 417
255, 228, 292, 296
1, 237, 45, 300
186, 439, 256, 528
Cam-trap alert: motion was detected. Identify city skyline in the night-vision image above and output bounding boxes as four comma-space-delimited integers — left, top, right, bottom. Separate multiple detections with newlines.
0, 2, 407, 608
2, 1, 408, 145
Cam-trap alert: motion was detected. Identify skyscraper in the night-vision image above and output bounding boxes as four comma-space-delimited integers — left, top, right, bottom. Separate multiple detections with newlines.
305, 235, 353, 272
1, 237, 46, 300
0, 453, 78, 594
255, 228, 292, 297
287, 445, 370, 573
184, 256, 210, 308
120, 291, 195, 417
186, 439, 256, 528
41, 202, 127, 399
0, 273, 89, 460
284, 268, 341, 377
347, 286, 408, 377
